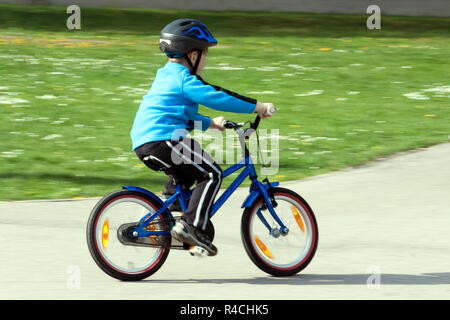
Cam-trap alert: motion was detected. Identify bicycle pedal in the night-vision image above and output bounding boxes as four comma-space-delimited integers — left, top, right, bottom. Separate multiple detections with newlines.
189, 246, 209, 258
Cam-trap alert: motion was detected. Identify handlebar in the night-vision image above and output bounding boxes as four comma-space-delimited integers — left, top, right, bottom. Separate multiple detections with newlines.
252, 116, 261, 130
222, 116, 259, 131
264, 105, 276, 116
219, 107, 277, 158
222, 119, 240, 129
222, 106, 277, 131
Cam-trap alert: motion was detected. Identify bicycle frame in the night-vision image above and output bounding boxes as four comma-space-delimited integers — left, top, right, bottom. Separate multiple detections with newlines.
127, 116, 288, 239
128, 154, 287, 238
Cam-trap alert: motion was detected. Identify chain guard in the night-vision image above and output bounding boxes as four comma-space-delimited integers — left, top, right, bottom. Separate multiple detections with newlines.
117, 218, 215, 250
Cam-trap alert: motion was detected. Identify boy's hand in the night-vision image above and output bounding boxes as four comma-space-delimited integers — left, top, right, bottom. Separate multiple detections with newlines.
255, 101, 276, 118
209, 116, 226, 131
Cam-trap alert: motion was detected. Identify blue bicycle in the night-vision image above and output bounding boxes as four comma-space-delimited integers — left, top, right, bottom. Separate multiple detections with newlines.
86, 116, 318, 281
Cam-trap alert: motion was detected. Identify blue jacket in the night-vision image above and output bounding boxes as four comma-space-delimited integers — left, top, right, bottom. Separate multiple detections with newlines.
131, 62, 257, 150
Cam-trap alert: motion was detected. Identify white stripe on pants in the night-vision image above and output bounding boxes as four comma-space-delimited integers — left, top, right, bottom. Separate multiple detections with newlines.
166, 139, 222, 230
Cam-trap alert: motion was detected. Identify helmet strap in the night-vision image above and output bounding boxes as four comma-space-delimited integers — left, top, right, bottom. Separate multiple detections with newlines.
184, 49, 203, 74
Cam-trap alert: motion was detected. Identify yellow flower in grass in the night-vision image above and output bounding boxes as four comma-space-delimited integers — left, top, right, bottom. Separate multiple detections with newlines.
319, 48, 331, 51
424, 114, 436, 117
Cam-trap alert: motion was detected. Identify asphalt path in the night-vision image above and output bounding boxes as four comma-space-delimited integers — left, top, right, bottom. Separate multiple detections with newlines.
1, 143, 450, 300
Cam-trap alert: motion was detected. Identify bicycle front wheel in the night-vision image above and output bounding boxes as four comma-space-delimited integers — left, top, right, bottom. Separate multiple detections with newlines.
86, 190, 171, 281
241, 187, 318, 276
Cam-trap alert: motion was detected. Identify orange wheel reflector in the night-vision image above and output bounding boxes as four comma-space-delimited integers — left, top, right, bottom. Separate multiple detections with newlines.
101, 219, 109, 249
292, 206, 305, 233
254, 236, 273, 259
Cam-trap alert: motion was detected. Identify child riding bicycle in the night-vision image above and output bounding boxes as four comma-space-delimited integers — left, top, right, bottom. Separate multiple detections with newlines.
130, 19, 274, 256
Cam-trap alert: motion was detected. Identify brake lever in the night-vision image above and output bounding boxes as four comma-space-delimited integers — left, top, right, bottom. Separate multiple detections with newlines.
222, 120, 245, 130
222, 120, 234, 129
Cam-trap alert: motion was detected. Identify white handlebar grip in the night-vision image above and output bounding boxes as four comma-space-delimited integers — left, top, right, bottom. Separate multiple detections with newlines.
264, 106, 277, 116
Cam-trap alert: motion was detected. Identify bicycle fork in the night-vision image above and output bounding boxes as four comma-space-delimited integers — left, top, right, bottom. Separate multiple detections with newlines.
253, 179, 289, 237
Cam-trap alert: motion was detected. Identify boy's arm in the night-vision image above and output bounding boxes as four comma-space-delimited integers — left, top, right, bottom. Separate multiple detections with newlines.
183, 73, 257, 113
194, 113, 212, 131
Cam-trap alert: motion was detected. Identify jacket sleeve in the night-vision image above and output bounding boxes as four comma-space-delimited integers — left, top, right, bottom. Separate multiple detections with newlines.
183, 73, 257, 114
194, 114, 211, 131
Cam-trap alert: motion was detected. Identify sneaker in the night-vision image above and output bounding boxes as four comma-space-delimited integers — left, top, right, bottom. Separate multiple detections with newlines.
170, 220, 218, 256
189, 246, 209, 258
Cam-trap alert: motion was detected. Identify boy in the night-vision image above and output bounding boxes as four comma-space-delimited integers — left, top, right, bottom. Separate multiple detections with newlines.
131, 19, 274, 256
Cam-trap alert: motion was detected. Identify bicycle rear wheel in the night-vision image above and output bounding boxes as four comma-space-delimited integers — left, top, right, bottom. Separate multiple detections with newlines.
241, 187, 318, 276
86, 190, 171, 281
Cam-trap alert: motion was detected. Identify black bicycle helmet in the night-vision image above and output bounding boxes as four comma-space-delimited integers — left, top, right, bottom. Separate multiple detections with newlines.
159, 19, 217, 73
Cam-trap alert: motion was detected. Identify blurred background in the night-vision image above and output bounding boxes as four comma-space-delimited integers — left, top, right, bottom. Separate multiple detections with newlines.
0, 1, 449, 200
0, 0, 449, 16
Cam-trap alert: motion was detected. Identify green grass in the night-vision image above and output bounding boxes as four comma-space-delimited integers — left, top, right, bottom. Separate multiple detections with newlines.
0, 5, 449, 201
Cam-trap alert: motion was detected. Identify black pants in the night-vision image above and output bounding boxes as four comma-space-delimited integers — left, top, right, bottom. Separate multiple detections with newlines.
135, 137, 222, 231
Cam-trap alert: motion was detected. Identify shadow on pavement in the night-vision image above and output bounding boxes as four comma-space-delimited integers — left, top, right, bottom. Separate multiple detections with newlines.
142, 273, 450, 285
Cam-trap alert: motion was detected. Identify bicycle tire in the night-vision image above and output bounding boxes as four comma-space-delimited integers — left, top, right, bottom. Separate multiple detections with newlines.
86, 190, 172, 281
241, 187, 318, 276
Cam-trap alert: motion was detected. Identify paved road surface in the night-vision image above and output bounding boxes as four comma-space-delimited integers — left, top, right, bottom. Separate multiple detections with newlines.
1, 143, 450, 300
